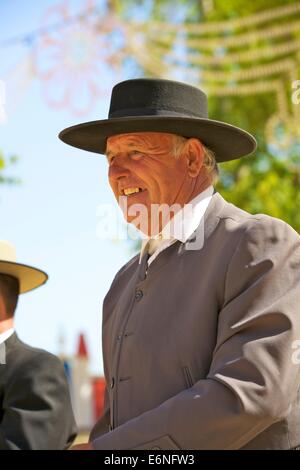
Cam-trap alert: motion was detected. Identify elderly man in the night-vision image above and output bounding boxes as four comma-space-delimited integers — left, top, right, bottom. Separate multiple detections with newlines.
0, 241, 77, 449
60, 78, 300, 450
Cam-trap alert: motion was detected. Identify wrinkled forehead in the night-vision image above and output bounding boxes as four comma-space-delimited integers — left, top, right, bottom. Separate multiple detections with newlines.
105, 132, 175, 155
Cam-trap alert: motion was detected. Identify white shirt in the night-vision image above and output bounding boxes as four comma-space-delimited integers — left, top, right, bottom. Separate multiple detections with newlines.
139, 185, 214, 267
0, 328, 15, 345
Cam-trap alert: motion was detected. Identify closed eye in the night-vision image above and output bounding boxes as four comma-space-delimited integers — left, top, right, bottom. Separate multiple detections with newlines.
106, 151, 145, 164
130, 150, 145, 159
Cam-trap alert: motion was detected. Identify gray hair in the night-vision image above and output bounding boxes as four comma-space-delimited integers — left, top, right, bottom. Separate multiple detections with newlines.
171, 135, 219, 184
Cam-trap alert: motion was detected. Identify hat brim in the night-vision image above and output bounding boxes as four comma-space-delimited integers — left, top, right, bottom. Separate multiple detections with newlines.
0, 261, 48, 294
59, 116, 257, 162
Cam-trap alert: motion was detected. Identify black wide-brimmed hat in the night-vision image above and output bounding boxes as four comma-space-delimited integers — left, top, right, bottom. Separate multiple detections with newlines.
59, 78, 257, 162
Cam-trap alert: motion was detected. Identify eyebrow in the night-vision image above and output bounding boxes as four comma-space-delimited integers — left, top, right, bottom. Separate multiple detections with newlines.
105, 143, 143, 158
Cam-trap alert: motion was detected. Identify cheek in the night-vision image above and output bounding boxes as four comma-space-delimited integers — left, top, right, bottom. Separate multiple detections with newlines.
156, 170, 176, 194
161, 166, 186, 198
108, 178, 119, 198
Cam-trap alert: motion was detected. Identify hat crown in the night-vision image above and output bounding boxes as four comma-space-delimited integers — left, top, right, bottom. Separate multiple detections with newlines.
108, 78, 208, 120
0, 241, 16, 263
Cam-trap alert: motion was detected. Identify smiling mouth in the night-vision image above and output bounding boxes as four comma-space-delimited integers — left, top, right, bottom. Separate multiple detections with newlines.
121, 187, 146, 196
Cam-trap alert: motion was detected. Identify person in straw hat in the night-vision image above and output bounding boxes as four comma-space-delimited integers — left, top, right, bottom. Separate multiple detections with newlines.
0, 241, 77, 449
60, 78, 300, 450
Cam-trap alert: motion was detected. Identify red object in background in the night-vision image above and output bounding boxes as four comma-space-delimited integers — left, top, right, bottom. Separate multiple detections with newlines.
77, 333, 89, 358
92, 377, 106, 422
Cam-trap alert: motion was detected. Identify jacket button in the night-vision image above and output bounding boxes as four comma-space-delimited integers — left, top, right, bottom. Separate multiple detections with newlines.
116, 334, 122, 341
135, 289, 143, 301
110, 377, 115, 389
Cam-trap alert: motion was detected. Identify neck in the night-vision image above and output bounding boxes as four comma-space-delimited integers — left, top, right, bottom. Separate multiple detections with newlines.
186, 173, 213, 204
0, 318, 14, 334
146, 176, 213, 237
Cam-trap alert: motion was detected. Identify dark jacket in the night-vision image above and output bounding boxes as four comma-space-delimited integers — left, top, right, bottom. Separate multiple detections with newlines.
0, 333, 77, 449
90, 191, 300, 450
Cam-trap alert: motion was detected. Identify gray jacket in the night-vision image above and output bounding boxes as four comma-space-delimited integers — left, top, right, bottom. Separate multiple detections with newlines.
90, 191, 300, 450
0, 333, 77, 449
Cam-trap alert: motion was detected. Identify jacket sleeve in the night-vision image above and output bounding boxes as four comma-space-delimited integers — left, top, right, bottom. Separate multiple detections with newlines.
91, 217, 300, 450
0, 352, 77, 450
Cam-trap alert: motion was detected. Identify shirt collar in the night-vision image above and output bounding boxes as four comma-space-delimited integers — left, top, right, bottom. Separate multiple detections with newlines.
0, 328, 15, 345
139, 185, 214, 263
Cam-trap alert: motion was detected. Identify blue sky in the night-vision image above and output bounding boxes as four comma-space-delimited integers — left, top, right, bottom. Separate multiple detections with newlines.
0, 0, 137, 374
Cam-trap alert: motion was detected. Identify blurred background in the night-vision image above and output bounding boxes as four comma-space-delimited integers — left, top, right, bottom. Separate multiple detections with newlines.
1, 0, 300, 432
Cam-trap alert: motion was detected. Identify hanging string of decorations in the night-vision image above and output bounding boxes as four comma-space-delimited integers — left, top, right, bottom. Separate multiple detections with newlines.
1, 0, 300, 152
124, 3, 300, 153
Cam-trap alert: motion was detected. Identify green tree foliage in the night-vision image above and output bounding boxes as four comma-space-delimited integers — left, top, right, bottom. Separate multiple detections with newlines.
217, 151, 300, 231
113, 0, 300, 234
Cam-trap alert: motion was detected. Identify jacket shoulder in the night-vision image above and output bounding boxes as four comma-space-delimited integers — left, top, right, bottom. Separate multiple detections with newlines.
217, 195, 300, 240
7, 336, 65, 374
108, 252, 139, 288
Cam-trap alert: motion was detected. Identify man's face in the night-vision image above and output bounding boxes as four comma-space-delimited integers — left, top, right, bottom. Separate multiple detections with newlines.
106, 132, 191, 235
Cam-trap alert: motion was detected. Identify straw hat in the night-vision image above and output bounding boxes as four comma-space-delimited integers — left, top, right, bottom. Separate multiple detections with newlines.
0, 241, 48, 294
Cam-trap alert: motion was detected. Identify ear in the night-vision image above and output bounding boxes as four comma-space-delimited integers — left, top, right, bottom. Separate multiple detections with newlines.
184, 139, 204, 177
